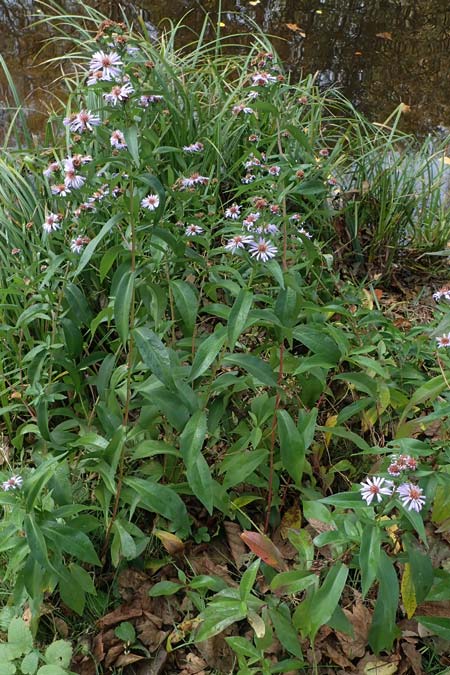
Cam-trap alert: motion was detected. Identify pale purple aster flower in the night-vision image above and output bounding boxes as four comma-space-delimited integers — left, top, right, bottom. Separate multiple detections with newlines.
141, 194, 160, 211
51, 184, 71, 197
225, 234, 253, 253
67, 110, 101, 133
243, 212, 260, 229
126, 45, 140, 56
180, 173, 209, 189
433, 286, 450, 301
110, 130, 127, 149
436, 334, 450, 348
397, 482, 426, 512
103, 82, 134, 105
248, 237, 278, 262
247, 90, 259, 100
139, 95, 163, 107
2, 475, 23, 491
252, 72, 277, 86
298, 227, 312, 239
64, 171, 85, 190
232, 104, 254, 115
290, 213, 301, 222
387, 463, 401, 477
185, 224, 203, 236
43, 162, 60, 178
360, 476, 393, 505
319, 148, 330, 157
74, 202, 95, 218
70, 235, 90, 254
244, 155, 262, 169
267, 165, 281, 176
43, 213, 61, 233
86, 70, 104, 86
241, 173, 256, 184
224, 203, 241, 219
89, 50, 122, 80
257, 223, 279, 236
63, 155, 92, 172
183, 142, 204, 153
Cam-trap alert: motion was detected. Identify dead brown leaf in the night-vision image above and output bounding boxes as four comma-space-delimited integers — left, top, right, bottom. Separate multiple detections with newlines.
323, 640, 355, 670
376, 31, 392, 40
336, 601, 371, 660
224, 520, 248, 568
416, 600, 450, 618
401, 641, 423, 675
153, 529, 185, 556
115, 653, 145, 668
97, 605, 143, 628
179, 652, 208, 675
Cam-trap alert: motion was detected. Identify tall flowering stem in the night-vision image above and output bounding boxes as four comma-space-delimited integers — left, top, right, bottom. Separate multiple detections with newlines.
102, 182, 136, 562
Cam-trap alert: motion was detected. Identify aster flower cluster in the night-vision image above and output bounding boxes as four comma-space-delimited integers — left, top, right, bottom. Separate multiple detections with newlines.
360, 454, 425, 512
1, 474, 23, 491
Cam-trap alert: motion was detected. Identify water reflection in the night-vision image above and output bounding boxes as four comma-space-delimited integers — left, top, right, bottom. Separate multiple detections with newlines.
1, 0, 450, 137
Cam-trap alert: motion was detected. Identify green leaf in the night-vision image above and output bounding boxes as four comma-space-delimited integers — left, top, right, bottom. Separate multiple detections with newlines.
36, 667, 69, 675
360, 525, 381, 598
114, 270, 135, 347
225, 637, 260, 659
24, 514, 50, 569
21, 651, 40, 675
196, 599, 247, 642
8, 617, 33, 657
189, 326, 227, 381
186, 454, 214, 515
416, 616, 450, 640
270, 570, 317, 595
228, 289, 253, 348
115, 622, 136, 643
269, 606, 303, 659
368, 550, 401, 653
148, 581, 184, 597
240, 559, 260, 601
0, 663, 16, 675
171, 279, 198, 336
134, 326, 175, 389
124, 125, 140, 167
222, 353, 278, 387
277, 410, 304, 486
73, 212, 123, 278
124, 477, 190, 536
180, 410, 207, 471
112, 520, 137, 561
43, 526, 100, 566
44, 641, 72, 668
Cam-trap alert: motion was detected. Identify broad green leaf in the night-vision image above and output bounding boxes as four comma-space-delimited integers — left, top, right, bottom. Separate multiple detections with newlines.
112, 520, 137, 561
416, 616, 450, 640
186, 454, 214, 514
196, 599, 247, 642
296, 562, 348, 641
405, 536, 433, 603
225, 637, 260, 659
360, 525, 381, 598
124, 477, 190, 536
228, 289, 253, 348
134, 326, 175, 389
222, 353, 278, 387
44, 641, 72, 668
24, 514, 50, 568
21, 651, 39, 675
189, 326, 227, 381
171, 279, 198, 336
277, 410, 304, 486
398, 375, 446, 425
0, 663, 16, 675
148, 581, 184, 597
36, 667, 68, 675
115, 622, 136, 643
74, 212, 123, 277
43, 526, 100, 566
8, 617, 33, 657
114, 269, 135, 347
368, 550, 400, 653
270, 570, 317, 595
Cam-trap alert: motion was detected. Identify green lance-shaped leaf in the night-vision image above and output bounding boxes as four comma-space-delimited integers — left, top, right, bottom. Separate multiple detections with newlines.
113, 269, 135, 347
134, 326, 175, 389
277, 409, 305, 486
227, 289, 253, 348
73, 212, 124, 278
368, 550, 401, 653
124, 125, 140, 167
171, 279, 199, 336
180, 410, 213, 513
359, 524, 381, 598
189, 325, 227, 381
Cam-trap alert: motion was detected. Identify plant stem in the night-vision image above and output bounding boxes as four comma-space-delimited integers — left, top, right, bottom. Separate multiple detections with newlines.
264, 341, 284, 533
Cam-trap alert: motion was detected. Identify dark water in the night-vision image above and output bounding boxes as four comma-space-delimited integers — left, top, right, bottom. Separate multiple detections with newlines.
1, 0, 450, 138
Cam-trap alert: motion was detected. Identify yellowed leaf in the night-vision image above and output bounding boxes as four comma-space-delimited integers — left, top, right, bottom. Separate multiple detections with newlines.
247, 611, 266, 638
153, 529, 185, 555
401, 562, 417, 619
324, 414, 338, 447
248, 0, 260, 4
444, 156, 450, 165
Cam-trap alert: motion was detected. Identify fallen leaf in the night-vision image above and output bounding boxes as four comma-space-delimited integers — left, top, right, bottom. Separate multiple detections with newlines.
444, 156, 450, 166
240, 530, 288, 570
115, 653, 144, 668
376, 32, 392, 40
224, 521, 248, 568
323, 641, 354, 670
399, 103, 411, 113
401, 641, 423, 675
97, 606, 143, 628
336, 601, 371, 659
285, 23, 306, 37
363, 660, 398, 675
153, 529, 185, 555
